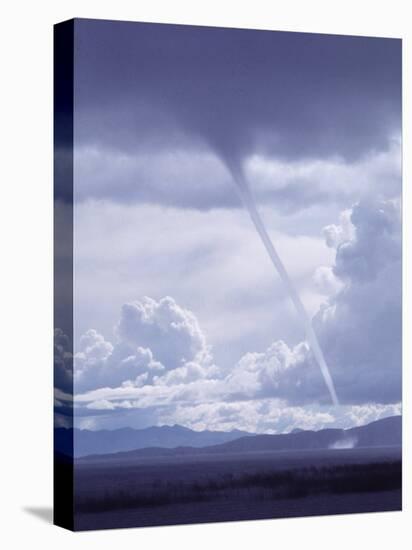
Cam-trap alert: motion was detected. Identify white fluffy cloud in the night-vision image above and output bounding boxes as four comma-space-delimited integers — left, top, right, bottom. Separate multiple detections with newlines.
224, 341, 313, 401
74, 397, 401, 434
157, 400, 336, 434
115, 296, 211, 370
55, 196, 401, 432
73, 200, 334, 370
75, 339, 165, 393
70, 297, 216, 395
227, 197, 402, 406
323, 209, 355, 249
54, 328, 73, 395
154, 400, 400, 435
344, 403, 402, 427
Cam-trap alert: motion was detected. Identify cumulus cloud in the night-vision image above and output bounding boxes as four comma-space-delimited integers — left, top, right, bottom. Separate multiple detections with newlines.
313, 266, 343, 296
227, 197, 401, 406
224, 341, 315, 402
86, 399, 116, 411
115, 296, 211, 370
73, 201, 334, 370
323, 209, 355, 249
157, 400, 337, 434
75, 397, 401, 434
75, 339, 165, 394
55, 196, 402, 431
54, 328, 73, 394
71, 297, 216, 394
344, 403, 402, 427
78, 329, 113, 363
314, 198, 402, 403
332, 198, 401, 283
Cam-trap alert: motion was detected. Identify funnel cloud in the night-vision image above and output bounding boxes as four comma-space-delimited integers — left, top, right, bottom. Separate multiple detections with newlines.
227, 160, 339, 405
66, 20, 401, 433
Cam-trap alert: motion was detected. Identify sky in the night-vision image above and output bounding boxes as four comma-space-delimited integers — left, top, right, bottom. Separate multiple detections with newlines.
55, 19, 402, 433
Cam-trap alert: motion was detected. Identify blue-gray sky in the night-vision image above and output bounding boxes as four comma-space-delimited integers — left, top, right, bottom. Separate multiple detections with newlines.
55, 19, 401, 433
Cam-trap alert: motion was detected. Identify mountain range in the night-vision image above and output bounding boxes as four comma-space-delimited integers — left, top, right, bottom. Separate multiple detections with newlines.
58, 415, 402, 460
55, 424, 251, 457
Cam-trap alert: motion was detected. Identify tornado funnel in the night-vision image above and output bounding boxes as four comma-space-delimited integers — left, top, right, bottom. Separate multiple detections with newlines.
228, 162, 339, 406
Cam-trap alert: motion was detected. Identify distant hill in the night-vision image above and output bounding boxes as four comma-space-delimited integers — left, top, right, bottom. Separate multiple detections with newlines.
55, 424, 251, 457
78, 415, 401, 462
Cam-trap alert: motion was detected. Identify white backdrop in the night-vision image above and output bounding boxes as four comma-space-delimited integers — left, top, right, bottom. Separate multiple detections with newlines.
0, 1, 410, 548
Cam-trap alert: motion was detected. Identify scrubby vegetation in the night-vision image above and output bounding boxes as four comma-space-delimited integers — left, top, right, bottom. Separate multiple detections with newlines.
75, 460, 401, 514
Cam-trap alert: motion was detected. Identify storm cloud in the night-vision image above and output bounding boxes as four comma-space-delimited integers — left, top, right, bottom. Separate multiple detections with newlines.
72, 20, 401, 209
57, 21, 402, 433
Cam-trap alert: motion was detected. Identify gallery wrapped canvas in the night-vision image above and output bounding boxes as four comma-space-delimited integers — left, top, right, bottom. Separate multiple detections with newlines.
54, 18, 402, 531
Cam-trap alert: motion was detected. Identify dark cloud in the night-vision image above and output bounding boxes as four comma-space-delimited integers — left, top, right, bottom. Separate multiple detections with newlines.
69, 20, 401, 211
72, 19, 401, 206
314, 198, 402, 403
333, 199, 401, 282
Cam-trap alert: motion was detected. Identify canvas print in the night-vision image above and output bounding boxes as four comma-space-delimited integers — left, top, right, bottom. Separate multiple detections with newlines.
54, 18, 402, 531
